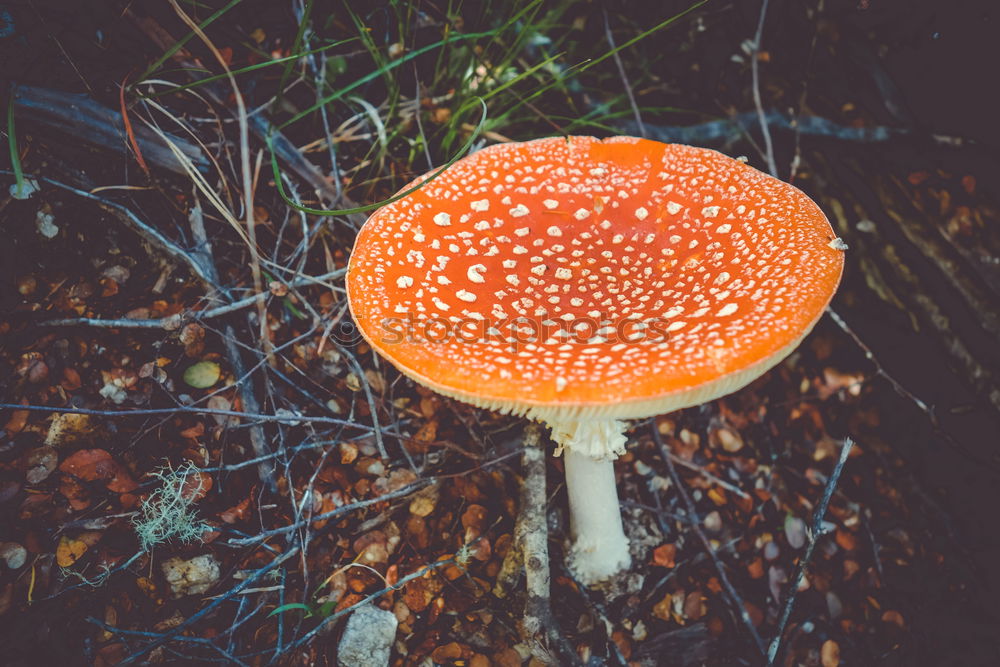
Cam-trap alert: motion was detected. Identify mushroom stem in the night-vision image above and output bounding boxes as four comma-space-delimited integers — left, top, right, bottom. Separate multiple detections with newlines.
562, 447, 632, 585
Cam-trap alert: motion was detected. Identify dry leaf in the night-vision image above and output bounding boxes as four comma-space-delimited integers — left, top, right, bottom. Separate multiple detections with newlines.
59, 449, 138, 493
652, 543, 676, 568
24, 446, 59, 484
821, 639, 841, 667
183, 361, 221, 388
56, 533, 100, 567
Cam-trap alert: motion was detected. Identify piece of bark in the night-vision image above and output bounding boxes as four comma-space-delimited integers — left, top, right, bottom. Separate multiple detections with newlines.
12, 84, 209, 176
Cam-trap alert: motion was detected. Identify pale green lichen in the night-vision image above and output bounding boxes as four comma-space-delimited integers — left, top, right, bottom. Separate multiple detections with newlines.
132, 462, 210, 552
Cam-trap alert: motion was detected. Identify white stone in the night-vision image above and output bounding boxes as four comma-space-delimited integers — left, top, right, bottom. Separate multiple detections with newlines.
336, 604, 398, 667
161, 554, 220, 598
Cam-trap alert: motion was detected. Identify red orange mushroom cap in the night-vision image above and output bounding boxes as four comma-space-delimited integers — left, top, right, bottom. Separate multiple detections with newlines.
347, 136, 844, 423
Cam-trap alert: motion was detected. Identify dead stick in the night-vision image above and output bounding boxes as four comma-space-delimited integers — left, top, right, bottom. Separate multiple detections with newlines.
652, 424, 767, 655
766, 437, 854, 665
750, 0, 778, 177
187, 203, 275, 490
521, 425, 552, 640
0, 171, 217, 289
37, 269, 346, 329
522, 424, 576, 664
11, 84, 209, 176
603, 7, 646, 138
0, 402, 369, 430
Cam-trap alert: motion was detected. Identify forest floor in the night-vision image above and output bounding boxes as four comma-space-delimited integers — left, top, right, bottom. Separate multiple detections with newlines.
1, 1, 999, 665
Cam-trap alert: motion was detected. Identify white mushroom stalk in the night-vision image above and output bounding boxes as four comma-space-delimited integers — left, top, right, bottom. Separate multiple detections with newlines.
549, 418, 631, 584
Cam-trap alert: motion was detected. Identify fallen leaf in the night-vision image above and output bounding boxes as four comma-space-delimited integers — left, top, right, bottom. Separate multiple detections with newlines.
414, 419, 438, 444
59, 449, 138, 494
430, 642, 464, 662
56, 535, 89, 567
23, 446, 59, 484
882, 610, 905, 628
353, 531, 389, 564
179, 422, 205, 440
179, 470, 212, 502
3, 406, 30, 434
219, 495, 252, 524
59, 449, 115, 481
60, 476, 91, 510
652, 543, 676, 568
713, 425, 743, 452
36, 208, 59, 238
61, 368, 82, 391
461, 504, 488, 533
207, 395, 233, 425
821, 639, 841, 667
44, 412, 94, 447
162, 554, 220, 598
683, 590, 707, 620
652, 593, 672, 621
183, 361, 221, 388
179, 323, 205, 357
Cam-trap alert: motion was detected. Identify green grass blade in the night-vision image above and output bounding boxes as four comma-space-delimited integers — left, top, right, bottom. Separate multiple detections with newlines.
279, 30, 498, 131
140, 38, 358, 99
268, 603, 313, 618
278, 0, 315, 96
268, 97, 488, 217
490, 0, 706, 128
135, 0, 246, 85
7, 87, 24, 197
576, 0, 706, 76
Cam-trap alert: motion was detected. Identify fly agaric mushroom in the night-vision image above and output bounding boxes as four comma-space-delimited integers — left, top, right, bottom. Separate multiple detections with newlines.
346, 136, 844, 585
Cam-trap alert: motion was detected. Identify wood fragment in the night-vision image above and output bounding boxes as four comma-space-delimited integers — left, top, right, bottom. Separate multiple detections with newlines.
12, 85, 209, 176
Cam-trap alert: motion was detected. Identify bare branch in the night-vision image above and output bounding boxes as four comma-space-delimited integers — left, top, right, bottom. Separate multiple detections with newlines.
767, 438, 855, 665
652, 424, 767, 656
603, 8, 646, 139
750, 0, 778, 177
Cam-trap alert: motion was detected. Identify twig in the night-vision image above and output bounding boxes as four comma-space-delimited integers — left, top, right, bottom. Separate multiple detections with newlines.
0, 402, 372, 430
225, 477, 436, 546
0, 171, 217, 289
667, 452, 751, 500
114, 547, 300, 665
119, 72, 151, 177
828, 306, 1000, 468
519, 424, 573, 663
652, 424, 767, 656
628, 110, 905, 146
288, 555, 454, 650
603, 8, 646, 138
168, 0, 274, 367
225, 447, 527, 550
766, 437, 855, 665
825, 308, 931, 415
186, 201, 275, 490
10, 84, 209, 175
413, 75, 435, 170
750, 0, 778, 177
296, 5, 345, 206
37, 268, 346, 329
859, 505, 884, 583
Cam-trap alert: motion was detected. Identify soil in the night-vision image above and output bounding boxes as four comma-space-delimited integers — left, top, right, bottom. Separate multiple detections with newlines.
1, 1, 998, 665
